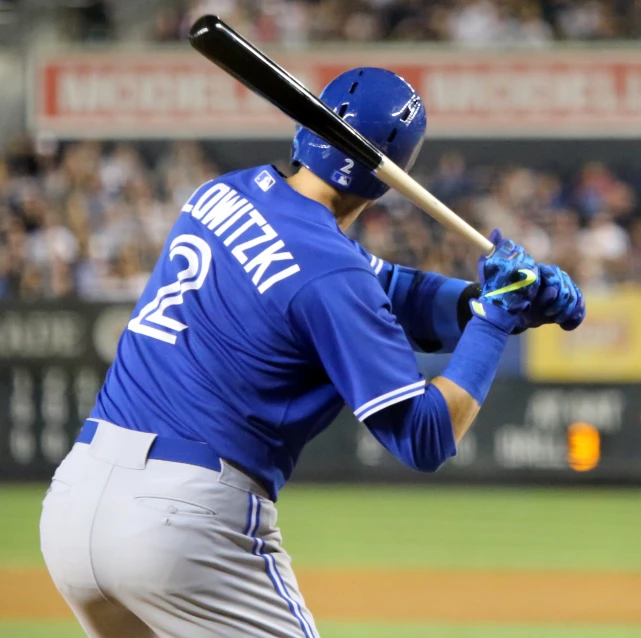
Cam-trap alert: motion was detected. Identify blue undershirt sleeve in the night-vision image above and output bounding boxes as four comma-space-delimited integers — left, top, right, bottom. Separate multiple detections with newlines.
389, 265, 480, 354
348, 240, 479, 354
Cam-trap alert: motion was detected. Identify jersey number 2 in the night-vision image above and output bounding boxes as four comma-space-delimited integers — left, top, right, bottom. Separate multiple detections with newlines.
128, 234, 212, 345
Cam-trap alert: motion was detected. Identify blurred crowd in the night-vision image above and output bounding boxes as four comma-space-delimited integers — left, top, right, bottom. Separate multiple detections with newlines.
357, 154, 640, 290
1, 138, 639, 301
56, 0, 641, 45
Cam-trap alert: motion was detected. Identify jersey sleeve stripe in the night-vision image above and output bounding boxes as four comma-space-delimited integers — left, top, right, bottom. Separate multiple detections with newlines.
369, 255, 377, 267
357, 387, 426, 422
354, 379, 426, 419
374, 258, 384, 275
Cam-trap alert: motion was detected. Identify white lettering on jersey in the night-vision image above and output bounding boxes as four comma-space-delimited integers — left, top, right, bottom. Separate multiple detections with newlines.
188, 183, 230, 219
232, 223, 279, 263
128, 234, 212, 344
244, 240, 295, 286
189, 182, 300, 293
215, 202, 254, 237
202, 191, 248, 230
257, 264, 301, 294
221, 209, 265, 244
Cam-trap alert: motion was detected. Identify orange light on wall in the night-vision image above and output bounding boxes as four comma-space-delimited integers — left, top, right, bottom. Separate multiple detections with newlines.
567, 422, 600, 472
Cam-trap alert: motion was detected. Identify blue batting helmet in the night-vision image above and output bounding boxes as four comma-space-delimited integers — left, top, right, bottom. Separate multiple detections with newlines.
291, 67, 427, 200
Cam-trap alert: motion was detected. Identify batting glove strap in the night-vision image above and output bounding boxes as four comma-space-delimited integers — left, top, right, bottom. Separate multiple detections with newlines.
469, 298, 519, 334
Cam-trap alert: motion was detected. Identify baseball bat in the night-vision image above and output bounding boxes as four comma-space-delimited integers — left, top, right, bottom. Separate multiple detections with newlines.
188, 15, 494, 255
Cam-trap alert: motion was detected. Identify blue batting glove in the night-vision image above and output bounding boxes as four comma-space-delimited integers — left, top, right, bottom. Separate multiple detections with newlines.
471, 229, 540, 333
515, 264, 586, 333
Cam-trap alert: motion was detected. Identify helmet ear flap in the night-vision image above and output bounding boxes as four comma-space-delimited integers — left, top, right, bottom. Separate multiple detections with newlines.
291, 126, 313, 169
291, 133, 301, 167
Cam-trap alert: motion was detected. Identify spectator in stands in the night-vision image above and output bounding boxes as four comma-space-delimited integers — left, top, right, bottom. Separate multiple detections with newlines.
429, 152, 473, 203
142, 0, 641, 45
1, 135, 640, 300
152, 5, 183, 42
447, 0, 503, 46
20, 0, 638, 45
580, 211, 631, 278
628, 218, 641, 280
554, 0, 616, 40
97, 243, 151, 301
513, 2, 553, 46
62, 0, 114, 42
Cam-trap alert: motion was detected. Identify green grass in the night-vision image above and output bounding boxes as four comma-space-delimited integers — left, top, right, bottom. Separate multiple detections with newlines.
1, 621, 640, 638
316, 625, 641, 638
0, 622, 84, 638
0, 485, 47, 567
2, 484, 641, 571
2, 485, 640, 636
320, 625, 641, 638
277, 485, 641, 571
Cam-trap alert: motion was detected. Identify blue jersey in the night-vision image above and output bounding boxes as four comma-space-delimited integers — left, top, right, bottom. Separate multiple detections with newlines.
91, 165, 424, 498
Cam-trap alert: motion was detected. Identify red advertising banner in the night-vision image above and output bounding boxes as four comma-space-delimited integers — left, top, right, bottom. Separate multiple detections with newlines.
30, 47, 641, 139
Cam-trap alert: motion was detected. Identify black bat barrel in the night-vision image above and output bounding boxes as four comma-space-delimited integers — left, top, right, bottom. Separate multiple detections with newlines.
188, 15, 382, 172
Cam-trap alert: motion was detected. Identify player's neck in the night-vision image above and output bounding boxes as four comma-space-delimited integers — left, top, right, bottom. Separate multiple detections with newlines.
286, 167, 370, 231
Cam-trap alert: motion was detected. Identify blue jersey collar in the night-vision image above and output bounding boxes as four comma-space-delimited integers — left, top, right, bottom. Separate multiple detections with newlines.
266, 165, 342, 232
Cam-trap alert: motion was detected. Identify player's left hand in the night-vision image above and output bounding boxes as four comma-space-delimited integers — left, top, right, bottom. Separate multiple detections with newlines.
514, 264, 586, 333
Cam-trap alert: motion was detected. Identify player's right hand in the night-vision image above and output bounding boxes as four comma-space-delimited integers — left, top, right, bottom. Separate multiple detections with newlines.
514, 264, 586, 333
470, 229, 540, 333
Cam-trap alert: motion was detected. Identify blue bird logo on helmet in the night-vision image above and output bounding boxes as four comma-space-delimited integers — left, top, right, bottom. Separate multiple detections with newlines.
291, 67, 427, 201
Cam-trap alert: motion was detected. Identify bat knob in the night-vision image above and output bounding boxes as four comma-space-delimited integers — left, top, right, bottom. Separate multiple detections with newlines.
188, 14, 222, 44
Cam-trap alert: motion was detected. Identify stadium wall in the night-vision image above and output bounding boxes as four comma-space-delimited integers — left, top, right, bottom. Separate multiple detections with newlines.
0, 295, 638, 485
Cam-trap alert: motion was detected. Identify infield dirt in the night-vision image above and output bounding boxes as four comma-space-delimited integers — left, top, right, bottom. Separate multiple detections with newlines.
2, 568, 640, 624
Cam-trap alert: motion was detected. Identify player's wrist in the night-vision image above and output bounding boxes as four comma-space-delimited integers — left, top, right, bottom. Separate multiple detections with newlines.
469, 298, 519, 334
441, 308, 511, 405
456, 282, 481, 331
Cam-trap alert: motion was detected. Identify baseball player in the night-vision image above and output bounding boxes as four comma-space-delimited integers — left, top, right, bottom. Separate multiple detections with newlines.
40, 68, 585, 638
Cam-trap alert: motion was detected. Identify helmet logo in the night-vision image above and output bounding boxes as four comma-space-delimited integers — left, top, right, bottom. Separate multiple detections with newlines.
331, 158, 355, 187
331, 170, 352, 187
399, 95, 422, 126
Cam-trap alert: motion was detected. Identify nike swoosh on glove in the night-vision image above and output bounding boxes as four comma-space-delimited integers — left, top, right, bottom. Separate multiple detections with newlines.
478, 229, 540, 314
472, 229, 540, 333
514, 264, 586, 333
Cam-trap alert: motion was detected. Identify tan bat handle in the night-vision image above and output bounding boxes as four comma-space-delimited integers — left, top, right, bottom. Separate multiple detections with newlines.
375, 158, 495, 256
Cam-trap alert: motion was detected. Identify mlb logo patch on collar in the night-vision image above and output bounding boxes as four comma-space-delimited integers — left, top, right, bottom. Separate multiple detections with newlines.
255, 170, 276, 192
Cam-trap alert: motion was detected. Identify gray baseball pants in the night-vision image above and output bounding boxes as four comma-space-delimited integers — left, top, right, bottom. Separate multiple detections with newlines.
39, 420, 319, 638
